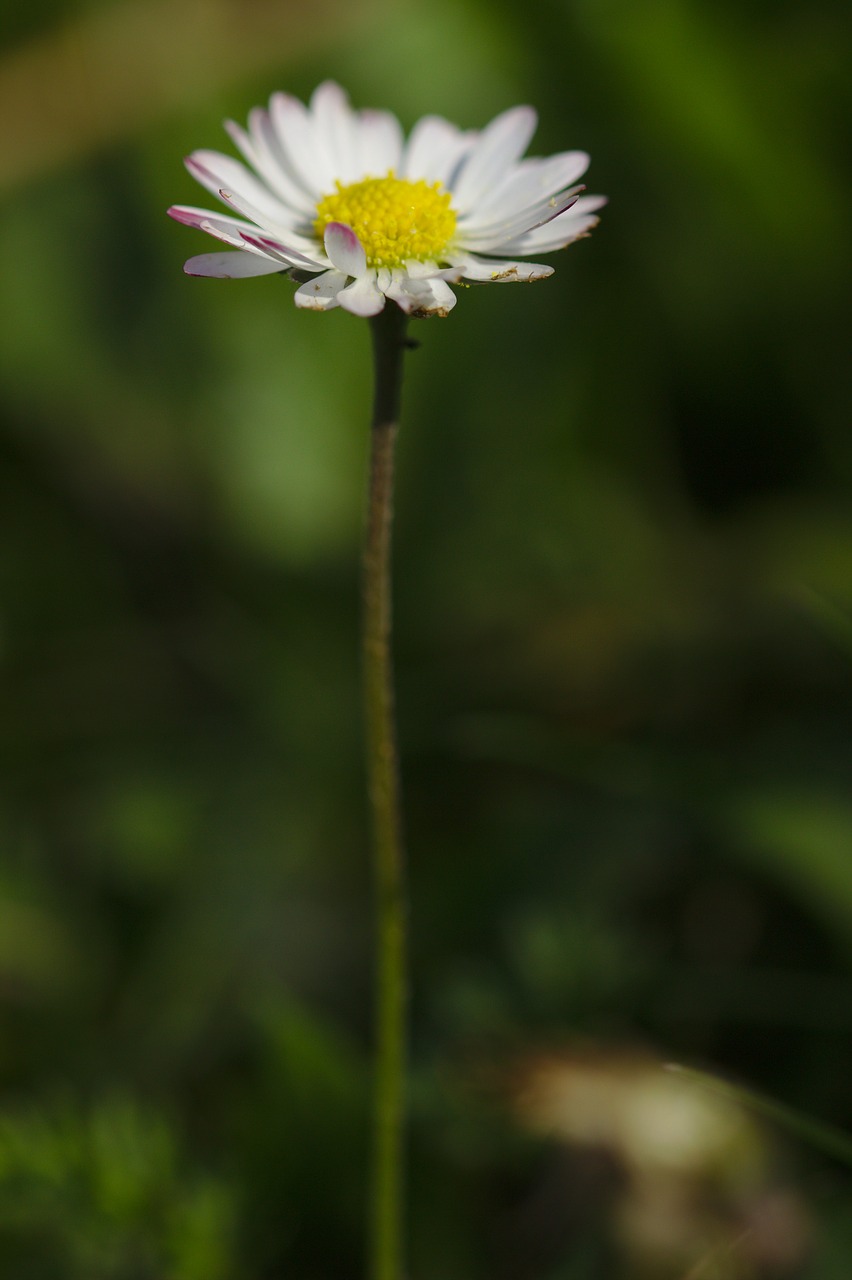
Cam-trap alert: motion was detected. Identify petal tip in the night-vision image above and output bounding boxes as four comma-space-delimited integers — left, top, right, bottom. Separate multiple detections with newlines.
323, 221, 368, 277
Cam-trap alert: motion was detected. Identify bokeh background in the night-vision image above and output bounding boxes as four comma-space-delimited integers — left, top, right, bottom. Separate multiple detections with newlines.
1, 0, 851, 1275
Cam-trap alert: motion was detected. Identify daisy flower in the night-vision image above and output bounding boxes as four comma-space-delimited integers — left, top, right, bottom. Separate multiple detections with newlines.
168, 81, 605, 318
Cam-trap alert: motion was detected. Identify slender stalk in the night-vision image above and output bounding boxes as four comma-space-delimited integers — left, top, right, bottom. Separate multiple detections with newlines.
364, 303, 409, 1280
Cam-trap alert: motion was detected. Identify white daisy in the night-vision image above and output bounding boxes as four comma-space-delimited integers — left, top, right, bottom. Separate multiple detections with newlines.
169, 81, 605, 318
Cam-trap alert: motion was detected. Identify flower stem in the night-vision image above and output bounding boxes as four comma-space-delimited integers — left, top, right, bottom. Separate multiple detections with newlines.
364, 303, 409, 1280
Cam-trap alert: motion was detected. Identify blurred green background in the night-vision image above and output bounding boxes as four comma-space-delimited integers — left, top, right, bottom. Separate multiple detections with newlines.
1, 0, 851, 1275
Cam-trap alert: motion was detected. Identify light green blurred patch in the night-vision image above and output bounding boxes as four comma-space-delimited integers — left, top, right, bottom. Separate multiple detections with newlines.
0, 1097, 238, 1280
209, 305, 366, 564
0, 178, 196, 504
333, 0, 531, 124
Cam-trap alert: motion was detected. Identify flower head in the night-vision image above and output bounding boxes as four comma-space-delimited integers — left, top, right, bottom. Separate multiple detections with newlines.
169, 82, 605, 318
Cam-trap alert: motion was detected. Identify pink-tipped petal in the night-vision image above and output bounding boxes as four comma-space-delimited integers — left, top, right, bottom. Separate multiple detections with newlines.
215, 187, 319, 258
169, 205, 273, 254
239, 231, 321, 269
323, 222, 367, 278
462, 151, 590, 228
495, 195, 607, 254
458, 189, 582, 252
185, 150, 295, 226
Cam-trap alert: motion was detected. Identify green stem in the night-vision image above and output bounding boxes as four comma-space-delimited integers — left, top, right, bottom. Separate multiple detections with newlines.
364, 303, 409, 1280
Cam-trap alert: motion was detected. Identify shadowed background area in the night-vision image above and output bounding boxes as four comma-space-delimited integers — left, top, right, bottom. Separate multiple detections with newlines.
0, 0, 850, 1276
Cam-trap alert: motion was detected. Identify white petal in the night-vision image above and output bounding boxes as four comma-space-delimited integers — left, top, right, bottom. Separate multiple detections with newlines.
310, 81, 363, 185
185, 151, 290, 225
323, 222, 367, 277
385, 271, 457, 316
169, 203, 323, 275
450, 106, 537, 213
169, 205, 321, 272
294, 269, 348, 310
401, 116, 475, 186
450, 253, 554, 283
496, 196, 606, 254
464, 182, 583, 236
169, 204, 260, 246
269, 92, 336, 196
385, 273, 431, 313
457, 188, 582, 251
358, 109, 404, 177
183, 251, 287, 279
215, 186, 321, 257
338, 273, 385, 316
421, 277, 458, 314
403, 259, 464, 283
239, 231, 322, 269
226, 112, 315, 215
461, 151, 590, 229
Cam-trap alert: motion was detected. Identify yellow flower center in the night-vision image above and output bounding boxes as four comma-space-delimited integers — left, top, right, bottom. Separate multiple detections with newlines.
314, 172, 457, 269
